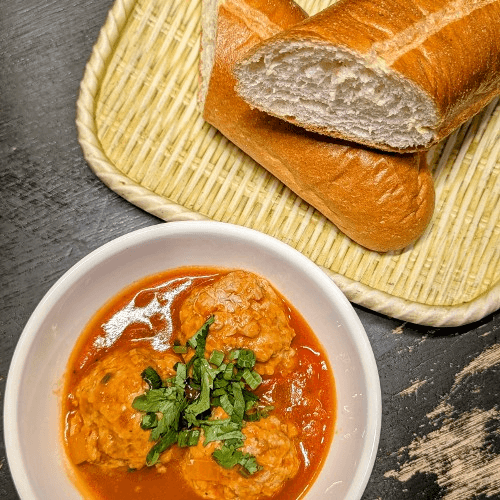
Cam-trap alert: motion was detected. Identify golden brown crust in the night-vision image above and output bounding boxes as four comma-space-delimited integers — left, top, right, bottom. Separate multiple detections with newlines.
203, 0, 435, 251
236, 0, 500, 152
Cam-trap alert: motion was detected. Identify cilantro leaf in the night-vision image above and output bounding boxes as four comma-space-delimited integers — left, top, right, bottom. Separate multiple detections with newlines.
212, 445, 241, 469
187, 315, 215, 357
212, 445, 262, 475
140, 412, 158, 430
230, 382, 245, 424
132, 387, 178, 413
141, 366, 163, 389
185, 360, 213, 422
146, 427, 178, 466
177, 429, 201, 447
202, 421, 245, 444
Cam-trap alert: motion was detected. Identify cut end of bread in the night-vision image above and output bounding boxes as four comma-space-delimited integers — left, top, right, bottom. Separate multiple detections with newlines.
199, 0, 222, 107
234, 40, 438, 150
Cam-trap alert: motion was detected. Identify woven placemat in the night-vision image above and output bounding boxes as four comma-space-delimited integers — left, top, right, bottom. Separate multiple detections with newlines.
76, 0, 500, 327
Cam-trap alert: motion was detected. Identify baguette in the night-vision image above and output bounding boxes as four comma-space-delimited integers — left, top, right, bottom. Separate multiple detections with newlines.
201, 0, 435, 252
233, 0, 500, 152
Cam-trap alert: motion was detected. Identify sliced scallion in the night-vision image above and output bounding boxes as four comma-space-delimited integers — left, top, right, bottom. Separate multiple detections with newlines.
242, 369, 262, 390
173, 344, 188, 354
209, 350, 224, 367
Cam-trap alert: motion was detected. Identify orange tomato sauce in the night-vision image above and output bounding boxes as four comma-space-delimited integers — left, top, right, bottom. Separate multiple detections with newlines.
62, 266, 336, 500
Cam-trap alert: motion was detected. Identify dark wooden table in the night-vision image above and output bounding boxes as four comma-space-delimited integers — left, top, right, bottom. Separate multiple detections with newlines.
1, 1, 499, 499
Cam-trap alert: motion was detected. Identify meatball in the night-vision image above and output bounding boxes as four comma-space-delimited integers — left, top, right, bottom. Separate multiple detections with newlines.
179, 271, 296, 375
180, 415, 300, 499
66, 347, 181, 470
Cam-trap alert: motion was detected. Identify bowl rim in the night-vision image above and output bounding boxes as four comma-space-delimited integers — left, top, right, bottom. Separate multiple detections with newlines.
4, 220, 382, 500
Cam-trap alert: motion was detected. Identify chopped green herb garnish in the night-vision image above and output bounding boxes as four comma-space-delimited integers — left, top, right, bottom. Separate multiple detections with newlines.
187, 316, 215, 354
141, 366, 163, 390
223, 363, 235, 380
184, 361, 213, 424
201, 358, 220, 381
177, 428, 201, 447
230, 382, 245, 424
212, 444, 241, 468
213, 378, 229, 389
235, 349, 256, 369
173, 344, 188, 354
238, 455, 261, 476
146, 427, 178, 466
132, 387, 181, 413
242, 388, 259, 409
132, 315, 271, 474
243, 405, 275, 422
175, 363, 187, 388
229, 349, 240, 360
100, 372, 113, 385
242, 369, 262, 390
202, 421, 246, 444
209, 350, 225, 367
140, 412, 158, 430
212, 444, 263, 475
219, 393, 234, 416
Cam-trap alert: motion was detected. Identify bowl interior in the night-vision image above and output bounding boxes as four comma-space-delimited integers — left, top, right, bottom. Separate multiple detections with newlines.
5, 221, 381, 500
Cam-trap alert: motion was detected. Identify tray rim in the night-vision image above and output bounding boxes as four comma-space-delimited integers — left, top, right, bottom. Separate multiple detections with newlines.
75, 0, 500, 328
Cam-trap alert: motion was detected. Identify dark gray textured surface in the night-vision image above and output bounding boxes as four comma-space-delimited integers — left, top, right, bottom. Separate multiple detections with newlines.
1, 1, 499, 499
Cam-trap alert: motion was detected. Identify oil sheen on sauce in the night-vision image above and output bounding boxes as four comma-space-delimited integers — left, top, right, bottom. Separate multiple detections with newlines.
62, 266, 336, 500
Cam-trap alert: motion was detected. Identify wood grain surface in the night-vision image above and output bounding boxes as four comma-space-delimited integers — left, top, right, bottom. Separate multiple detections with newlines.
0, 1, 499, 499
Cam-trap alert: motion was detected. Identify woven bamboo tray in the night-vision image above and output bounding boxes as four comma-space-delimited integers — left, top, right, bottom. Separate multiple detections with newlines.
76, 0, 500, 327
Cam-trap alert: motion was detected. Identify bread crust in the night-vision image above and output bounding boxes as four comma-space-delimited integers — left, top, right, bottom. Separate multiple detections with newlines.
203, 0, 435, 252
234, 0, 500, 152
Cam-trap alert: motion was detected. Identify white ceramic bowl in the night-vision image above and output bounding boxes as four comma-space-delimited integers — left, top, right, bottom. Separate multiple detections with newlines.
4, 221, 381, 500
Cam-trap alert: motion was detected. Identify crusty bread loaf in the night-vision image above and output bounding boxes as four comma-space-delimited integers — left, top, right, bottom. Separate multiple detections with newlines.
201, 0, 435, 252
233, 0, 500, 152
